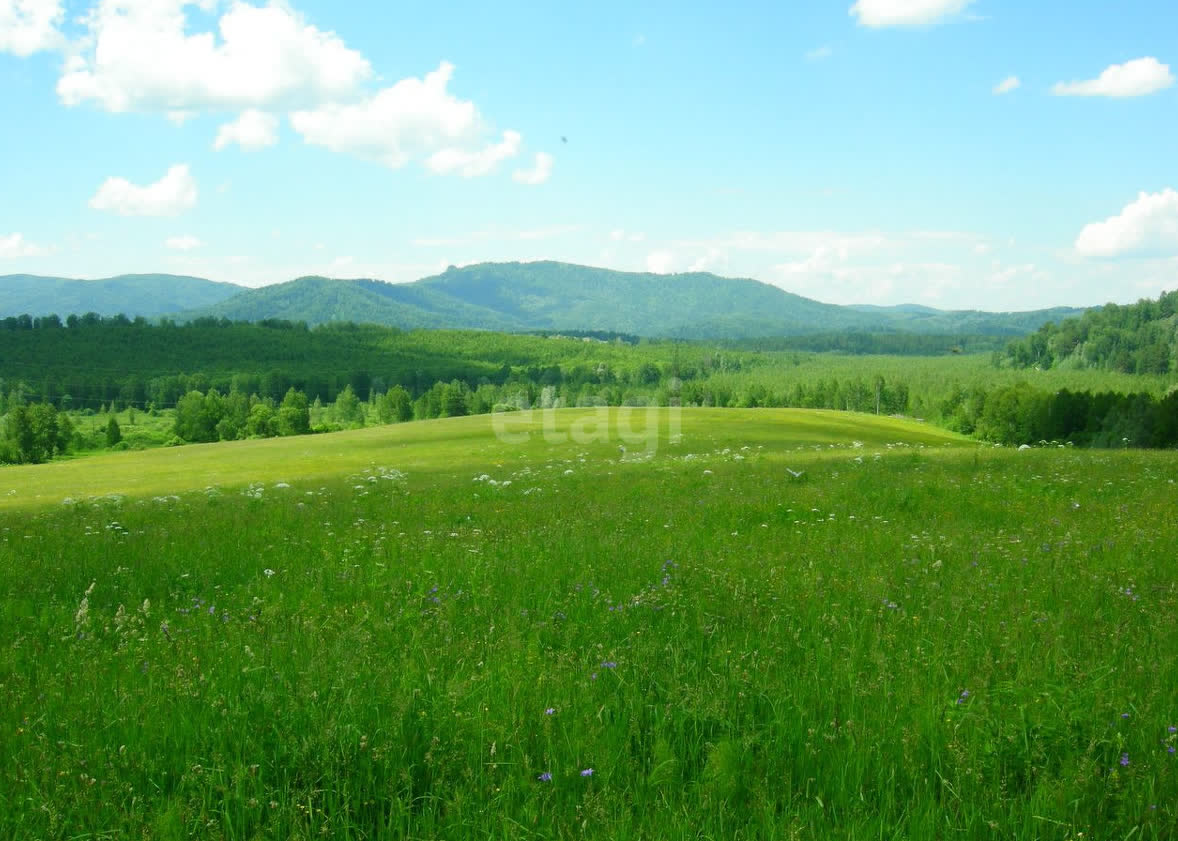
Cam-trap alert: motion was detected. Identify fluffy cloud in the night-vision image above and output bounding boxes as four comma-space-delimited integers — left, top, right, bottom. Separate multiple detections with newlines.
1052, 57, 1174, 98
214, 110, 280, 150
165, 234, 202, 250
58, 0, 372, 112
89, 164, 198, 216
993, 75, 1020, 95
428, 131, 520, 177
0, 231, 49, 257
291, 62, 522, 176
646, 251, 675, 274
0, 0, 63, 55
850, 0, 973, 27
512, 152, 554, 185
1075, 189, 1178, 258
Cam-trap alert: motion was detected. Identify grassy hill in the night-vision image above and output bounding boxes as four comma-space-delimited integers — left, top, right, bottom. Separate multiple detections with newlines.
2, 410, 1176, 839
178, 261, 1089, 338
0, 407, 967, 508
0, 273, 243, 318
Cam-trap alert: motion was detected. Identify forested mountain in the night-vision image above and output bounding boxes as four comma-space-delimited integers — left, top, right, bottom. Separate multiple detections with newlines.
0, 274, 242, 317
178, 261, 1088, 338
1002, 289, 1178, 374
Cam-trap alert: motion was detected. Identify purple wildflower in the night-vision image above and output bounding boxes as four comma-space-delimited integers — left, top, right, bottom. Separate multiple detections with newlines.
545, 708, 556, 716
956, 690, 970, 704
1168, 746, 1176, 755
580, 768, 594, 777
1120, 753, 1130, 767
1169, 726, 1176, 733
537, 772, 552, 782
1122, 712, 1130, 719
601, 661, 617, 669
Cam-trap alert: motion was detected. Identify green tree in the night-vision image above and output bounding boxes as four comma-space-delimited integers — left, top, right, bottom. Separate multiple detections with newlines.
246, 403, 277, 438
441, 380, 470, 417
276, 388, 311, 436
333, 385, 364, 426
105, 415, 122, 447
6, 403, 60, 463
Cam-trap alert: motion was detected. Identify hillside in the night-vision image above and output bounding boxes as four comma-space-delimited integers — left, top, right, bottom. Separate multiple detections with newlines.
0, 273, 243, 318
1002, 289, 1178, 374
179, 261, 1088, 338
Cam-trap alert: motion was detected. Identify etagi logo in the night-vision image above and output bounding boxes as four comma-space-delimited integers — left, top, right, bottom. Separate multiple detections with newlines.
491, 403, 682, 456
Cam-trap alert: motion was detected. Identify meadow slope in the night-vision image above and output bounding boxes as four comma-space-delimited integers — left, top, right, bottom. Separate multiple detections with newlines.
2, 410, 1176, 840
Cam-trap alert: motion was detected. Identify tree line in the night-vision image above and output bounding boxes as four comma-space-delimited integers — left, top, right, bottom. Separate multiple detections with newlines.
1002, 289, 1177, 374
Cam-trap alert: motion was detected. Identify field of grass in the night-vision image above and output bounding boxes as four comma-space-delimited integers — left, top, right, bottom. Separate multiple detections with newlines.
1, 409, 1176, 840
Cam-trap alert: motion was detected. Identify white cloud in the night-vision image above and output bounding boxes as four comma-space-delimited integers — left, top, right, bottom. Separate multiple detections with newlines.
165, 234, 202, 250
646, 251, 675, 274
688, 248, 727, 273
0, 231, 49, 257
512, 152, 554, 185
214, 110, 280, 150
850, 0, 974, 27
1075, 189, 1178, 258
58, 0, 372, 112
291, 61, 522, 175
805, 45, 833, 61
1052, 57, 1174, 98
0, 0, 63, 56
428, 130, 521, 177
89, 164, 198, 216
993, 75, 1020, 95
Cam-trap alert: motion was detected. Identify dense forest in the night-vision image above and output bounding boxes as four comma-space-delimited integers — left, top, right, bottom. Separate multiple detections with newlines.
1002, 289, 1178, 374
2, 313, 1176, 463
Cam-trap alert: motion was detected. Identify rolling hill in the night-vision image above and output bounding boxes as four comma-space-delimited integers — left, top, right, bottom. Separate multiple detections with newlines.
177, 261, 1089, 338
3, 263, 1088, 338
0, 273, 243, 318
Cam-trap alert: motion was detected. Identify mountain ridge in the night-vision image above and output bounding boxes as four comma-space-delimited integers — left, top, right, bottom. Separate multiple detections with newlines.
3, 262, 1090, 338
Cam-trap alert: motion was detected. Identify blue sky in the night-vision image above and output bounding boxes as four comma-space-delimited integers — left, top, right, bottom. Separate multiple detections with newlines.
1, 0, 1175, 310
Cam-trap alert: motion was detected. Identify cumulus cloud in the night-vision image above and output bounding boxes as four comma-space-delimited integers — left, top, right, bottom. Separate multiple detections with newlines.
646, 251, 675, 274
291, 62, 523, 176
850, 0, 974, 27
57, 0, 372, 112
89, 164, 198, 216
512, 152, 554, 185
993, 75, 1020, 95
1052, 57, 1174, 98
688, 248, 727, 273
165, 234, 202, 250
1075, 189, 1178, 258
0, 0, 63, 55
214, 110, 280, 150
428, 130, 520, 177
0, 231, 49, 257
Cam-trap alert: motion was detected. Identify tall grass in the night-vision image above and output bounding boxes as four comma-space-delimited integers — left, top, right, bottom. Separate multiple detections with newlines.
1, 414, 1175, 839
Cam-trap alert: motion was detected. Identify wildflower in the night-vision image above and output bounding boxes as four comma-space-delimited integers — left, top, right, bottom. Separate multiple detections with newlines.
1169, 746, 1176, 755
601, 661, 617, 669
580, 768, 594, 777
956, 690, 970, 704
1120, 753, 1130, 767
537, 772, 552, 782
1122, 712, 1130, 719
1169, 726, 1176, 733
545, 708, 556, 716
264, 569, 275, 578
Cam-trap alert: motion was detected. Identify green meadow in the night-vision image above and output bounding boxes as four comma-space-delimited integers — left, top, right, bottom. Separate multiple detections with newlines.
2, 409, 1176, 840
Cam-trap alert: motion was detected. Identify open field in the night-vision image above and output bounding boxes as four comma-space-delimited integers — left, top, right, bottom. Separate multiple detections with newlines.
2, 409, 1177, 839
0, 408, 965, 511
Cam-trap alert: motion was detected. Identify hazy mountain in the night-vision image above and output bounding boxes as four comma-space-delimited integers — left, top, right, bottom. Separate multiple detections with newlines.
178, 261, 1089, 338
0, 273, 244, 318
